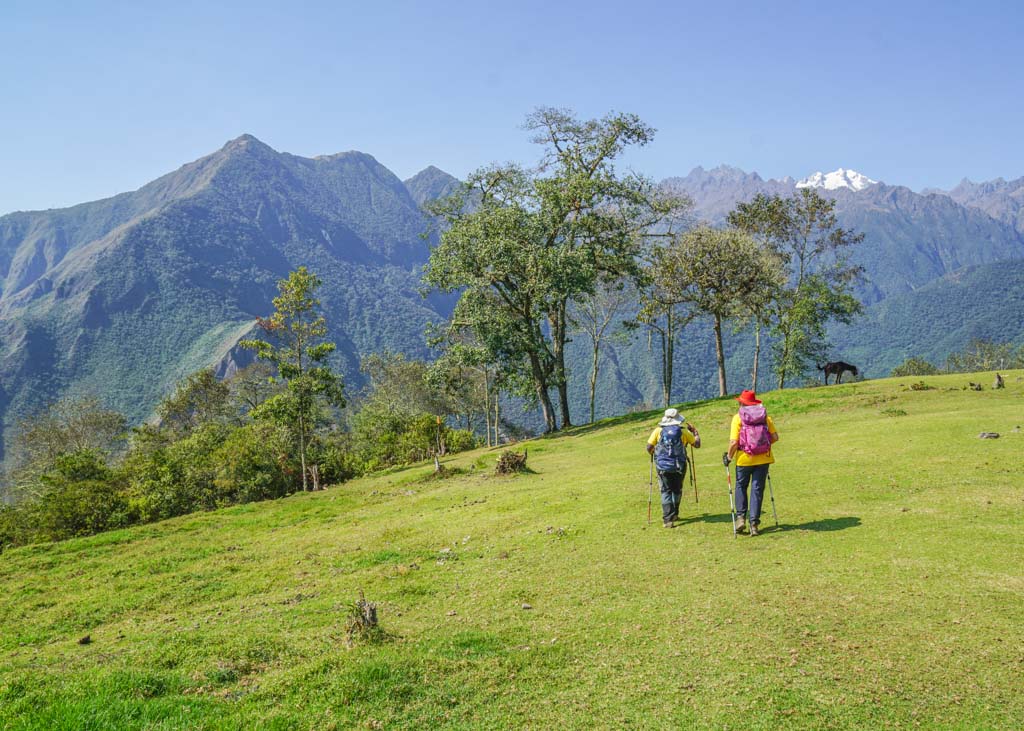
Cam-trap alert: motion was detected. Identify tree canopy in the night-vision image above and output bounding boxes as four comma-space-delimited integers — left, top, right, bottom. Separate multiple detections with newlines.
424, 108, 687, 431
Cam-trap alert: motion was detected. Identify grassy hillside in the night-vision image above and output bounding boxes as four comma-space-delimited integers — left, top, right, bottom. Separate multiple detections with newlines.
2, 372, 1023, 729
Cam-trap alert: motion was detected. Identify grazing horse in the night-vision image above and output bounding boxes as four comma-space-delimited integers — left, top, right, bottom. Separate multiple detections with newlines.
818, 361, 859, 385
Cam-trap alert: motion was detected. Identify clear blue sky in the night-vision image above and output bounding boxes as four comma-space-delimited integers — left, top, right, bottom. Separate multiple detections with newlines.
2, 0, 1022, 214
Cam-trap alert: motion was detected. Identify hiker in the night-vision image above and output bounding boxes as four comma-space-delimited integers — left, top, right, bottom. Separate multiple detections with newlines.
724, 390, 779, 536
646, 408, 701, 527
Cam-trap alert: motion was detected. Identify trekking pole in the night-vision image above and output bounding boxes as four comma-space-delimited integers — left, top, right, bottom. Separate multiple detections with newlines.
688, 444, 698, 503
767, 472, 779, 527
722, 453, 737, 539
647, 455, 654, 526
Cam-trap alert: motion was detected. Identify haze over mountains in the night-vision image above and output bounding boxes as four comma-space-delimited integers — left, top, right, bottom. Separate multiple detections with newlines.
2, 137, 1023, 459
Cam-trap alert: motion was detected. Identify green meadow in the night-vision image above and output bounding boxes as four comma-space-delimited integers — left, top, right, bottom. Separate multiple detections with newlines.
2, 372, 1023, 730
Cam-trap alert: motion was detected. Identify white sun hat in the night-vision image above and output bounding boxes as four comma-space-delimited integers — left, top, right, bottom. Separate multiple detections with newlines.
659, 408, 685, 427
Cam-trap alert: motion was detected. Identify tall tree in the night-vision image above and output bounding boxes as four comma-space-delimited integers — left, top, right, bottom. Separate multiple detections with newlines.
728, 189, 864, 388
240, 267, 345, 491
572, 279, 635, 422
650, 227, 785, 396
425, 108, 686, 432
637, 282, 694, 409
425, 336, 504, 446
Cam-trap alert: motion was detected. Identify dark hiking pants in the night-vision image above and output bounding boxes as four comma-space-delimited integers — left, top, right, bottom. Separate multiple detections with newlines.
658, 467, 686, 524
735, 464, 769, 525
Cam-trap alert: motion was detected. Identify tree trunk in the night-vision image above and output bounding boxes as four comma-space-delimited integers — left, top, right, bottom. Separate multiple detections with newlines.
482, 371, 492, 447
557, 382, 572, 430
777, 328, 790, 390
589, 338, 600, 423
664, 312, 675, 407
494, 394, 500, 445
529, 353, 558, 432
713, 314, 727, 397
298, 412, 308, 492
751, 322, 761, 391
551, 305, 572, 429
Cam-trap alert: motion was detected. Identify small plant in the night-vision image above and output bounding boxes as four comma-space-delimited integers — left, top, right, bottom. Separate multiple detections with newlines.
495, 449, 528, 475
881, 408, 908, 417
345, 591, 383, 646
909, 381, 935, 391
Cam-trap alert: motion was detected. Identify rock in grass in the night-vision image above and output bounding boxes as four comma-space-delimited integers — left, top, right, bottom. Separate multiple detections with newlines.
77, 635, 91, 645
979, 432, 1000, 439
521, 603, 533, 610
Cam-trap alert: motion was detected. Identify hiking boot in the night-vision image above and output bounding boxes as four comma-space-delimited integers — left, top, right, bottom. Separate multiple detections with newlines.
749, 522, 760, 536
734, 517, 746, 533
663, 521, 675, 528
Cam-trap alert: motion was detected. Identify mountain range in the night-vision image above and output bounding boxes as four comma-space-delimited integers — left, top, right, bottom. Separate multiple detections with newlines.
3, 139, 1024, 461
0, 135, 453, 460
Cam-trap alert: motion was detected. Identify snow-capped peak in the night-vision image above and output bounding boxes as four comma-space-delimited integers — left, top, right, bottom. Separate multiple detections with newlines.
795, 168, 878, 191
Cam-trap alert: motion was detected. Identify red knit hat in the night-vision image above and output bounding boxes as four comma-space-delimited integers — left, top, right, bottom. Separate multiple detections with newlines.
736, 390, 762, 406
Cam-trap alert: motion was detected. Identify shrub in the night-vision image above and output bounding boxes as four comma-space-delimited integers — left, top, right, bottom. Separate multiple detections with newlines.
891, 357, 939, 377
0, 505, 26, 551
446, 429, 480, 454
30, 451, 129, 542
349, 408, 445, 470
316, 433, 365, 484
213, 422, 296, 503
122, 424, 226, 522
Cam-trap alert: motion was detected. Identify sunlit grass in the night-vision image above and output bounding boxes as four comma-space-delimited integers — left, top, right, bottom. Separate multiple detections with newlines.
2, 371, 1023, 729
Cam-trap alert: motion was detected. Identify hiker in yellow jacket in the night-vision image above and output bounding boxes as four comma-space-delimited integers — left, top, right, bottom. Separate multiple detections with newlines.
725, 390, 778, 536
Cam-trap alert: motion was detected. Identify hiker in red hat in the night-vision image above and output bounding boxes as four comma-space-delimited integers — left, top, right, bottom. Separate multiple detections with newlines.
724, 390, 779, 536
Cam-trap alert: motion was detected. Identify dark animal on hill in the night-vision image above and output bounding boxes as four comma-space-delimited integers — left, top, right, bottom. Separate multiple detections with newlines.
818, 361, 859, 385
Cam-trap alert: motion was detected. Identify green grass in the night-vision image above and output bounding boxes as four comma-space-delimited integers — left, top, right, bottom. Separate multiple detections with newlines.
2, 371, 1024, 729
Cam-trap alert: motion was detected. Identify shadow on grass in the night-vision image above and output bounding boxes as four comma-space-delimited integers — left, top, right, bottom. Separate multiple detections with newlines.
770, 517, 861, 533
673, 512, 735, 526
669, 514, 861, 533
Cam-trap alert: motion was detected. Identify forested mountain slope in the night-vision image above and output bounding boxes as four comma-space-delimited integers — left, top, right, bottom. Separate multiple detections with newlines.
832, 258, 1024, 374
0, 136, 448, 459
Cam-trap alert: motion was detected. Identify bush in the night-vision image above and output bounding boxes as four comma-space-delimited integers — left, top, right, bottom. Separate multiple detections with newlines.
122, 424, 226, 522
213, 422, 296, 503
30, 451, 129, 542
446, 429, 480, 454
349, 408, 444, 470
316, 433, 365, 484
0, 505, 25, 551
891, 357, 939, 377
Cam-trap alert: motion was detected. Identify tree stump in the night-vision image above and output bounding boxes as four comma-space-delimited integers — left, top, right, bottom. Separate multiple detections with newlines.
345, 591, 380, 646
495, 449, 528, 475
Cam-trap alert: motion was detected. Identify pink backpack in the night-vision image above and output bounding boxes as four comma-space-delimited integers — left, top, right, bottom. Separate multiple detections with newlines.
738, 406, 771, 455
